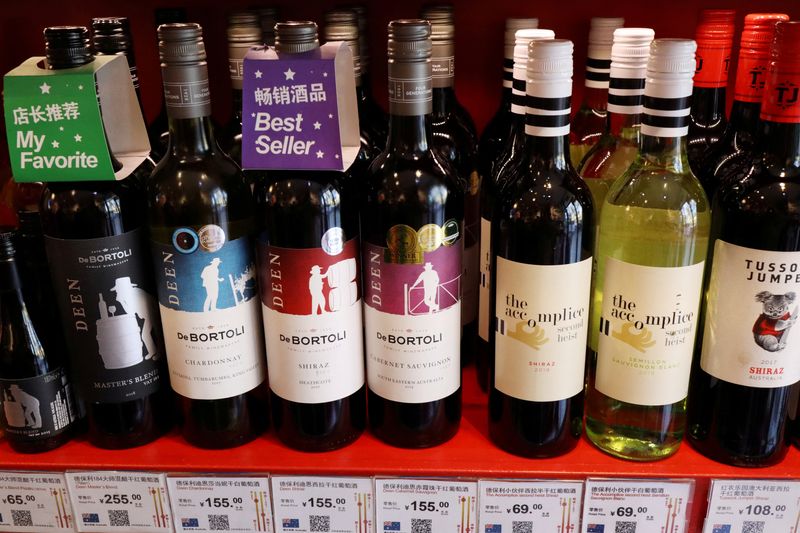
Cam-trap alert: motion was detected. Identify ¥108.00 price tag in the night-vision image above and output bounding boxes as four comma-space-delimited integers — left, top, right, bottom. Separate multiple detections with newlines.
375, 478, 477, 533
478, 479, 583, 533
66, 471, 171, 532
703, 479, 800, 533
271, 476, 373, 533
0, 472, 73, 532
167, 476, 271, 532
582, 478, 694, 533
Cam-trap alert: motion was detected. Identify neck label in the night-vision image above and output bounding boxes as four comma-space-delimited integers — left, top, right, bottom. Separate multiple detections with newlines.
388, 61, 433, 116
608, 76, 646, 115
694, 40, 732, 88
585, 56, 611, 89
162, 63, 212, 119
760, 63, 800, 124
525, 91, 571, 137
641, 80, 693, 137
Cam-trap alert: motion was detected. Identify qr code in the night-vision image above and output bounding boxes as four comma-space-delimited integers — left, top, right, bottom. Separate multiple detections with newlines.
208, 514, 230, 531
411, 518, 432, 533
108, 509, 130, 527
742, 522, 765, 533
615, 522, 636, 533
11, 510, 33, 527
512, 521, 532, 533
310, 515, 330, 532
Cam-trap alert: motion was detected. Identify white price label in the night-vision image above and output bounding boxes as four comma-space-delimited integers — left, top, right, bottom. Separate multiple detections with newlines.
582, 479, 693, 533
271, 476, 372, 533
479, 480, 583, 533
0, 472, 74, 532
167, 476, 271, 533
375, 478, 477, 533
66, 471, 171, 532
703, 479, 800, 533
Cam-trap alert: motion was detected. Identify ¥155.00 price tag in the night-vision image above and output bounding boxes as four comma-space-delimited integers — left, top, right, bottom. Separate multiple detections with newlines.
66, 471, 171, 532
703, 479, 800, 533
0, 472, 73, 532
271, 476, 373, 533
479, 479, 583, 533
375, 478, 477, 533
582, 478, 694, 533
167, 476, 271, 532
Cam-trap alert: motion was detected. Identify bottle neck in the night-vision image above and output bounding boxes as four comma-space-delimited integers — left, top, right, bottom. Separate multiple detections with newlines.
728, 100, 761, 135
387, 113, 431, 154
690, 86, 727, 125
168, 116, 218, 157
524, 134, 571, 171
432, 86, 456, 116
0, 257, 23, 299
607, 111, 642, 139
640, 133, 690, 171
162, 61, 216, 156
230, 88, 243, 123
759, 120, 800, 174
582, 86, 608, 110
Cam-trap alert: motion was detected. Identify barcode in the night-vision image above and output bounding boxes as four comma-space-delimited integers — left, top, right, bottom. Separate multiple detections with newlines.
742, 522, 765, 533
208, 514, 230, 531
109, 509, 130, 527
411, 518, 432, 533
310, 515, 330, 532
11, 510, 33, 527
512, 521, 532, 533
615, 521, 636, 533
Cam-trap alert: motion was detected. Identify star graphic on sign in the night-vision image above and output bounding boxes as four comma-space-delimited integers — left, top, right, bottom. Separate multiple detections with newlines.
313, 121, 321, 130
74, 134, 82, 142
335, 154, 340, 159
328, 113, 333, 119
39, 82, 51, 94
78, 84, 84, 90
284, 68, 296, 81
59, 126, 64, 132
323, 72, 328, 77
251, 112, 256, 117
51, 140, 59, 148
316, 150, 324, 159
254, 70, 263, 79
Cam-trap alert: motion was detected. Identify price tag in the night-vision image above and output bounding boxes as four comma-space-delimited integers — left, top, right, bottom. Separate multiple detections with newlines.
478, 479, 583, 533
167, 475, 271, 532
66, 471, 171, 532
582, 478, 694, 533
375, 478, 477, 533
703, 479, 800, 533
0, 471, 74, 532
271, 476, 372, 533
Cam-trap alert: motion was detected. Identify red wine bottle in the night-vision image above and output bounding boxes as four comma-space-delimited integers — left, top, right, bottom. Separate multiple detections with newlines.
362, 20, 463, 448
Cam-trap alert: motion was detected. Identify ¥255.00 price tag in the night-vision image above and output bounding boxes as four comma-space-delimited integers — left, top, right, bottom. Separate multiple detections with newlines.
271, 476, 372, 533
478, 479, 583, 533
0, 472, 73, 532
375, 478, 477, 533
66, 471, 171, 532
703, 479, 800, 533
582, 478, 694, 533
167, 476, 271, 532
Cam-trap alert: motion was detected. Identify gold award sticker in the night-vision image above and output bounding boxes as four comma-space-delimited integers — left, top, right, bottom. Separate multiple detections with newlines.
417, 223, 443, 253
385, 224, 422, 264
442, 219, 461, 246
198, 224, 226, 252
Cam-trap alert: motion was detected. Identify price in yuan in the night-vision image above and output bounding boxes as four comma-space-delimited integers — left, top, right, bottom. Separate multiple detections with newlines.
740, 504, 785, 516
612, 506, 647, 518
201, 497, 243, 508
3, 494, 35, 505
100, 494, 142, 505
407, 501, 449, 512
507, 504, 543, 514
304, 497, 345, 508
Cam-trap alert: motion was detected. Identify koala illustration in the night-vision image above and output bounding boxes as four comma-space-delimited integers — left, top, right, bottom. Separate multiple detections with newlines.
752, 291, 798, 352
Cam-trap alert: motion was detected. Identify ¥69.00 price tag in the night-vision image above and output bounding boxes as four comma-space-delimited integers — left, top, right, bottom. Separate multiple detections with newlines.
167, 476, 271, 532
375, 478, 477, 533
66, 471, 171, 532
703, 479, 800, 533
0, 472, 73, 532
479, 479, 583, 533
271, 476, 373, 533
582, 478, 694, 533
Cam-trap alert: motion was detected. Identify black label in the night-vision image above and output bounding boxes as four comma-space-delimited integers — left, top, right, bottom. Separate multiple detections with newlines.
0, 368, 75, 441
45, 229, 166, 403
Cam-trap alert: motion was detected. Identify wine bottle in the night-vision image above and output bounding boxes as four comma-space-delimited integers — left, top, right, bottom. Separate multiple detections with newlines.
253, 21, 366, 452
585, 39, 711, 461
149, 8, 188, 156
489, 39, 593, 457
476, 28, 555, 392
693, 13, 788, 201
148, 23, 267, 449
687, 21, 800, 467
577, 28, 654, 209
362, 20, 464, 448
0, 231, 77, 453
570, 17, 625, 164
253, 7, 279, 46
40, 26, 172, 449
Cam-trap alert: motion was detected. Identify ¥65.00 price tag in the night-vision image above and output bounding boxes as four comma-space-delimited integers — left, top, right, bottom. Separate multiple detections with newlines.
167, 476, 271, 532
703, 479, 800, 533
271, 476, 372, 533
479, 479, 583, 533
66, 471, 171, 532
0, 472, 73, 532
582, 478, 693, 533
375, 478, 477, 533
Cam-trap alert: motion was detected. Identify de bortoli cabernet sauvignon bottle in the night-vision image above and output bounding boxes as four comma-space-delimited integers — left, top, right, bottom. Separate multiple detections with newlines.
148, 23, 267, 449
253, 21, 366, 452
40, 26, 172, 449
489, 39, 594, 458
362, 20, 464, 448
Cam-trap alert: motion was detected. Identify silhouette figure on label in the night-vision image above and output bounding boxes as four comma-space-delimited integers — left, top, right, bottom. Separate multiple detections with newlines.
2, 384, 42, 428
111, 277, 160, 360
201, 258, 224, 311
310, 265, 330, 314
411, 262, 440, 314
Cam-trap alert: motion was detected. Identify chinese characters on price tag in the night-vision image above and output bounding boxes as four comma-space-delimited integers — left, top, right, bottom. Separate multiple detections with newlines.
375, 478, 477, 533
478, 479, 583, 533
703, 479, 800, 533
582, 478, 693, 533
271, 476, 372, 533
0, 472, 73, 532
66, 471, 171, 532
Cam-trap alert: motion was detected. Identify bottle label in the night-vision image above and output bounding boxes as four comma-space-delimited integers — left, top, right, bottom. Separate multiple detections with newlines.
733, 53, 770, 103
585, 57, 612, 89
363, 222, 462, 403
153, 228, 266, 400
431, 41, 455, 89
760, 63, 800, 124
388, 62, 433, 116
641, 84, 693, 138
494, 257, 591, 401
478, 217, 492, 342
258, 236, 365, 403
694, 41, 732, 88
701, 241, 800, 388
45, 230, 166, 403
595, 257, 704, 406
162, 63, 212, 119
525, 88, 571, 138
0, 368, 75, 441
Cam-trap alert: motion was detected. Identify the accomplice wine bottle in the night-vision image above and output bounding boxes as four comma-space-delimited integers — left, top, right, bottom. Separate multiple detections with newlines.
585, 38, 711, 461
148, 23, 267, 449
0, 231, 77, 453
489, 39, 593, 457
253, 21, 366, 452
362, 20, 464, 448
41, 26, 172, 449
687, 21, 800, 467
